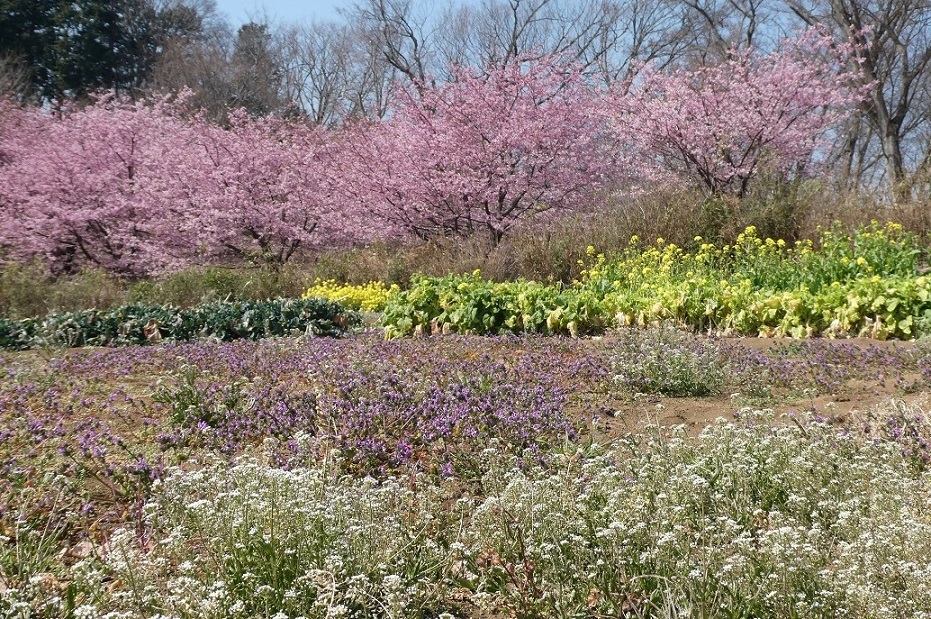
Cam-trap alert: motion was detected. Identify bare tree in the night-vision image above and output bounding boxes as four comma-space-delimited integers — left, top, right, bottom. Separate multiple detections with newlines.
435, 0, 694, 79
341, 22, 400, 119
586, 0, 698, 81
277, 20, 399, 124
432, 0, 596, 69
785, 0, 931, 201
447, 0, 783, 76
279, 23, 351, 125
679, 0, 784, 59
347, 0, 436, 87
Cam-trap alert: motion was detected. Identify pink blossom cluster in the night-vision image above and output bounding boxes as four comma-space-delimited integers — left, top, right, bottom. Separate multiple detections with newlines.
0, 30, 863, 275
614, 27, 866, 196
0, 95, 351, 275
334, 58, 620, 242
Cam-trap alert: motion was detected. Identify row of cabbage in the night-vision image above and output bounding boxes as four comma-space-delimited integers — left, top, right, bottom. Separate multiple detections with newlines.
0, 297, 358, 350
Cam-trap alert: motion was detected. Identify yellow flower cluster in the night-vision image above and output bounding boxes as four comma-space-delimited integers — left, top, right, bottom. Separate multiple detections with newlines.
575, 222, 927, 339
381, 221, 925, 340
302, 279, 399, 312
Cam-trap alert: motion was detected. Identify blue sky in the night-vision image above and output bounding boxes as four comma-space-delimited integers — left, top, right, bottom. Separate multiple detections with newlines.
212, 0, 345, 26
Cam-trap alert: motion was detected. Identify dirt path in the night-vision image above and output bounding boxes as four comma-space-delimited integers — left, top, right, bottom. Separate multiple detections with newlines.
579, 334, 930, 440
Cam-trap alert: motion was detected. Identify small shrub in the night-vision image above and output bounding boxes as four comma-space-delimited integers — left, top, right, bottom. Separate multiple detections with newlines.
153, 364, 255, 430
0, 262, 127, 318
611, 328, 727, 396
127, 265, 311, 307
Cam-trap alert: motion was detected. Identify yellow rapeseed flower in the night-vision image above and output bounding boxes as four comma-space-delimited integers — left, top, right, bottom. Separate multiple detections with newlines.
302, 279, 397, 312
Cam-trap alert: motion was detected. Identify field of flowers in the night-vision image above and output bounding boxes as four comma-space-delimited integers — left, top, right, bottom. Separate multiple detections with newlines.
2, 6, 929, 611
383, 222, 931, 339
1, 326, 931, 617
1, 221, 931, 618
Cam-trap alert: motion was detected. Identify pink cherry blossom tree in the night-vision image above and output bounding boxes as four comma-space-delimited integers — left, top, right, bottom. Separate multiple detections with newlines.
0, 98, 31, 267
614, 27, 867, 197
179, 111, 361, 267
0, 98, 27, 168
0, 94, 195, 275
0, 95, 365, 275
336, 55, 620, 244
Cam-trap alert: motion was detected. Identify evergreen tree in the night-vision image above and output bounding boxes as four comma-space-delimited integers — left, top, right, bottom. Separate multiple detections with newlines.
0, 0, 59, 100
0, 0, 209, 102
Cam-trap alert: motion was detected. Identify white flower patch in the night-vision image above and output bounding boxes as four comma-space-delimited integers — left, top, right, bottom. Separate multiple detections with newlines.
65, 409, 931, 619
93, 457, 460, 619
